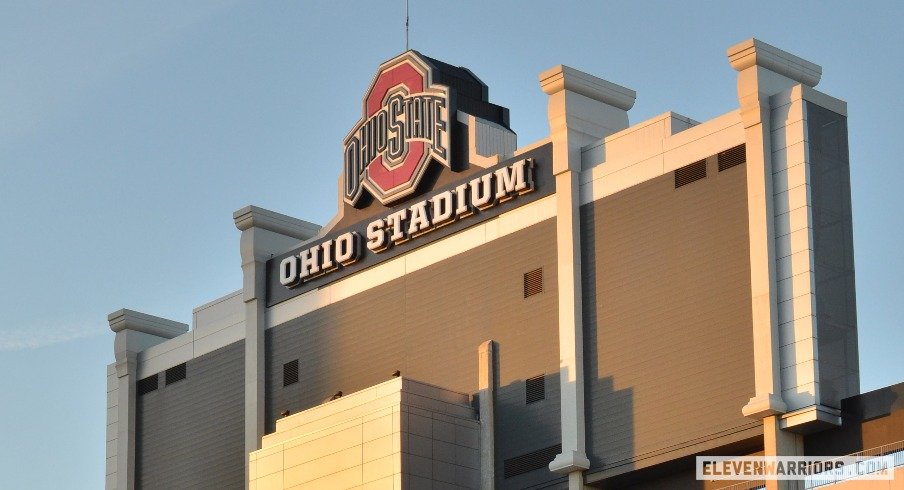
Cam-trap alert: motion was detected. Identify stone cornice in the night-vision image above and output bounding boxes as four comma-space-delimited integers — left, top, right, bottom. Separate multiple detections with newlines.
539, 65, 636, 111
108, 309, 188, 338
233, 205, 321, 240
728, 38, 822, 87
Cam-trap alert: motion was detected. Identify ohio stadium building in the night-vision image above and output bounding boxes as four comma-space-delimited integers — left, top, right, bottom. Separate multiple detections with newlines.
105, 39, 904, 490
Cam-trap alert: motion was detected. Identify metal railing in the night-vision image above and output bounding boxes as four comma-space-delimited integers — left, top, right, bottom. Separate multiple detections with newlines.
804, 439, 904, 489
715, 479, 766, 490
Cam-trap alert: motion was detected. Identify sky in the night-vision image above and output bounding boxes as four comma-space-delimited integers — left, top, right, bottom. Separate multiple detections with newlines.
1, 1, 903, 488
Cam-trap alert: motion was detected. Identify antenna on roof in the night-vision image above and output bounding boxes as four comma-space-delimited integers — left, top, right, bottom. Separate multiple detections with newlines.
405, 0, 410, 51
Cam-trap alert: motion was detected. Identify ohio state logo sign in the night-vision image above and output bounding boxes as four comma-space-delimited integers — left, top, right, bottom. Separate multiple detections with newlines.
343, 52, 450, 207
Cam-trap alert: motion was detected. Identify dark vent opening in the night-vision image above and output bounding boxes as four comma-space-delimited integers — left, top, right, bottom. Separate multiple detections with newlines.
504, 443, 562, 478
526, 374, 546, 404
674, 159, 707, 188
283, 360, 299, 387
137, 374, 158, 396
165, 363, 186, 385
718, 144, 746, 171
523, 268, 543, 298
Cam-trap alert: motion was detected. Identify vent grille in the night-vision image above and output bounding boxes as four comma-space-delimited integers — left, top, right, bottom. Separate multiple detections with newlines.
526, 374, 545, 404
137, 374, 158, 396
165, 363, 186, 385
503, 443, 562, 478
718, 144, 746, 171
674, 159, 707, 188
283, 360, 299, 387
523, 268, 543, 298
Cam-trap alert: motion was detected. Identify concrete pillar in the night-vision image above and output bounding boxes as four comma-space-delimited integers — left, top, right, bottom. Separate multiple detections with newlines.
233, 205, 320, 488
108, 309, 189, 490
539, 65, 635, 489
763, 415, 805, 490
728, 39, 821, 423
728, 38, 822, 489
478, 340, 496, 490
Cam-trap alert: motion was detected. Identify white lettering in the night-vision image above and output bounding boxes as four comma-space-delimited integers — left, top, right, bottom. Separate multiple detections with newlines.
279, 256, 299, 287
366, 219, 388, 252
494, 159, 533, 202
408, 201, 431, 236
386, 209, 409, 244
335, 232, 360, 265
299, 247, 321, 278
280, 158, 538, 290
470, 173, 495, 210
320, 240, 336, 272
430, 190, 455, 228
454, 182, 472, 218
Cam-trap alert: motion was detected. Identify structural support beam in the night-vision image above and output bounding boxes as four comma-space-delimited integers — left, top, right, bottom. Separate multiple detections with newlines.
764, 415, 805, 490
728, 39, 825, 489
729, 38, 822, 421
539, 65, 635, 489
478, 340, 497, 490
233, 205, 320, 489
108, 309, 188, 490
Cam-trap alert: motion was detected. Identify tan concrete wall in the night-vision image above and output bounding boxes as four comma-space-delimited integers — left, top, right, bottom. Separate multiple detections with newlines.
583, 151, 760, 473
250, 378, 480, 490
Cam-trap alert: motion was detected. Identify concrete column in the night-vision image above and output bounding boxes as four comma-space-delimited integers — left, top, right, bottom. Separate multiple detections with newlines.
478, 340, 496, 490
113, 351, 136, 490
233, 205, 320, 488
108, 309, 189, 490
763, 414, 805, 490
539, 65, 635, 488
728, 39, 822, 423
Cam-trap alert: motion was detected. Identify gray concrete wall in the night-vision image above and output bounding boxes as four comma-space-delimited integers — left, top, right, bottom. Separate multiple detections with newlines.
582, 153, 759, 475
266, 219, 563, 489
135, 341, 244, 490
806, 102, 860, 407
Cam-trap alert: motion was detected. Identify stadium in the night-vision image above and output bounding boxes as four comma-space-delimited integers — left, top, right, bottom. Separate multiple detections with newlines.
105, 39, 904, 489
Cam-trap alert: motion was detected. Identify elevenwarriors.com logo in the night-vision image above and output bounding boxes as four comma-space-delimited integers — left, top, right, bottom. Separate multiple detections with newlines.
343, 52, 450, 207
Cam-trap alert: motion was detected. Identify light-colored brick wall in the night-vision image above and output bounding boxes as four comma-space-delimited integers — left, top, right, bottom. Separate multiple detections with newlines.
250, 378, 480, 490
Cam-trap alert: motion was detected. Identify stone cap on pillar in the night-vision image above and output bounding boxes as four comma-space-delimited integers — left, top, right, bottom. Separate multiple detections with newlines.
233, 205, 321, 240
108, 309, 189, 338
539, 65, 636, 110
727, 38, 822, 87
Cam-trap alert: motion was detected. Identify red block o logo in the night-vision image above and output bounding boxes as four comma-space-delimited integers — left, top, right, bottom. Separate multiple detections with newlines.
343, 52, 450, 206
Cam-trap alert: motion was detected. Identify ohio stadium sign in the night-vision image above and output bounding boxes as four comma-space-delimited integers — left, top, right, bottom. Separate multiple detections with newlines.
278, 158, 535, 289
265, 51, 555, 306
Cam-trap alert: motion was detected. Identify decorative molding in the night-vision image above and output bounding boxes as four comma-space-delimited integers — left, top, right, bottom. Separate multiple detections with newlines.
108, 309, 188, 338
232, 205, 320, 239
539, 65, 636, 110
727, 38, 822, 87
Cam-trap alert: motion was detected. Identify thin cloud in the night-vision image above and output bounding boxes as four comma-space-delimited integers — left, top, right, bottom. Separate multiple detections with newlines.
0, 324, 101, 351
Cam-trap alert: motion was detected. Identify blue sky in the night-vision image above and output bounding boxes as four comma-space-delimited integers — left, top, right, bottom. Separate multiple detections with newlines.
2, 2, 903, 488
